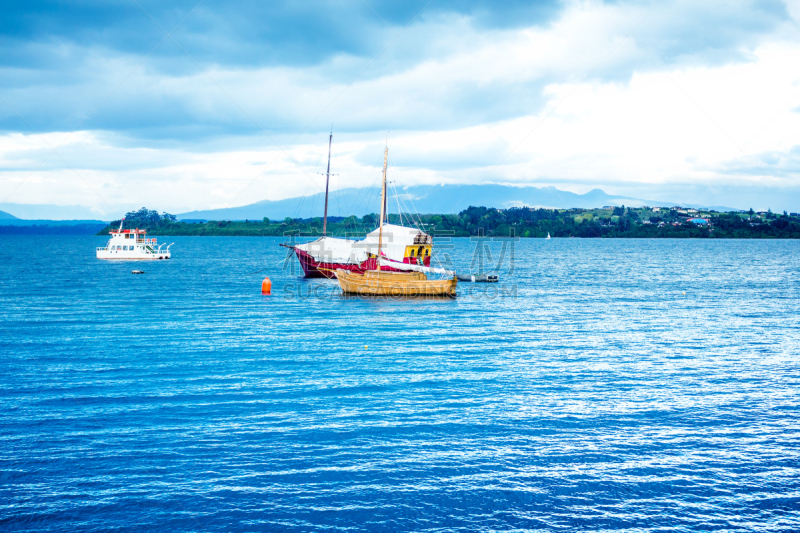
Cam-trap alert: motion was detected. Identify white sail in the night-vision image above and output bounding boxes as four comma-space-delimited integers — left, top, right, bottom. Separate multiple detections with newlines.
378, 257, 455, 277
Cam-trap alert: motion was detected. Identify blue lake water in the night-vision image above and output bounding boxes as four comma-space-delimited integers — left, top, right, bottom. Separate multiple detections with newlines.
1, 235, 799, 531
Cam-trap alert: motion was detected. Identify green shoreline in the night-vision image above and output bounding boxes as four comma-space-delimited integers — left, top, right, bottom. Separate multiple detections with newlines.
98, 206, 800, 239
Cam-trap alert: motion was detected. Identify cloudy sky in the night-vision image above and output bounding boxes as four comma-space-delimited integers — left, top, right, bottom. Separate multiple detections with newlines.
1, 0, 799, 217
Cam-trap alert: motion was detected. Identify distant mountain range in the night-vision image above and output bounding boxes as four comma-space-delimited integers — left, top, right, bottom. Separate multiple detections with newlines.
0, 185, 739, 224
0, 203, 109, 221
0, 208, 106, 227
177, 184, 737, 221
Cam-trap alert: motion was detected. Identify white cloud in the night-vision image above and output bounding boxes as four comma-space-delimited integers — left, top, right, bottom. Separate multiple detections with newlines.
1, 0, 799, 213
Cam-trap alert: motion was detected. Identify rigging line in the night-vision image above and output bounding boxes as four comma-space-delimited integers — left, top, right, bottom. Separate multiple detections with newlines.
396, 190, 448, 271
384, 154, 454, 268
393, 180, 422, 231
392, 181, 423, 233
347, 154, 384, 215
389, 151, 431, 233
402, 190, 435, 251
394, 180, 425, 231
402, 190, 427, 234
396, 190, 419, 231
444, 0, 665, 214
340, 158, 382, 228
398, 190, 424, 232
360, 0, 391, 26
294, 149, 326, 222
354, 175, 383, 232
0, 0, 206, 208
291, 166, 320, 220
386, 151, 424, 231
392, 182, 404, 227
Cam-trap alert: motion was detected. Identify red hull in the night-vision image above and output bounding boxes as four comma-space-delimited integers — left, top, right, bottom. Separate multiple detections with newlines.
292, 247, 430, 279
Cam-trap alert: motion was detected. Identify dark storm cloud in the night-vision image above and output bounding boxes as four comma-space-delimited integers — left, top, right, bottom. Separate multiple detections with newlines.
0, 0, 792, 141
0, 0, 563, 69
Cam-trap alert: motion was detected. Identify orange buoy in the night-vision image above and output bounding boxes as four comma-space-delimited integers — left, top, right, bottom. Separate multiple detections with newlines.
261, 277, 272, 294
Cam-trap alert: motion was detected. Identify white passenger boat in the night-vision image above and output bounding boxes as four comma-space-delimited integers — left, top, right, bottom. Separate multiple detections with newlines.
96, 219, 172, 260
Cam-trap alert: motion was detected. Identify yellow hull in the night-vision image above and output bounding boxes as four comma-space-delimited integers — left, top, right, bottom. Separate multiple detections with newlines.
335, 269, 457, 297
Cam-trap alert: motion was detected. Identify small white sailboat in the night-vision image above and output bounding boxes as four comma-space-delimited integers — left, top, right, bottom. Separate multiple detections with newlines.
546, 232, 551, 239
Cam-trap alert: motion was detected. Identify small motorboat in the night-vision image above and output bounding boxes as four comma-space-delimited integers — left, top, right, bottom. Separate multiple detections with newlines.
97, 218, 173, 260
457, 273, 499, 283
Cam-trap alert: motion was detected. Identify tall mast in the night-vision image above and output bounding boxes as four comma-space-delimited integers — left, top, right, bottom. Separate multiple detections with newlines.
377, 145, 388, 272
323, 130, 333, 236
383, 164, 388, 225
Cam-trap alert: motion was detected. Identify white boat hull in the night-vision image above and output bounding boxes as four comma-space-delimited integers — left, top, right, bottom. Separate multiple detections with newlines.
96, 249, 170, 260
97, 221, 173, 260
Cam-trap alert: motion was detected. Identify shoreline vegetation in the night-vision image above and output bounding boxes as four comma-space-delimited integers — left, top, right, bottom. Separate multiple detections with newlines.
96, 206, 800, 239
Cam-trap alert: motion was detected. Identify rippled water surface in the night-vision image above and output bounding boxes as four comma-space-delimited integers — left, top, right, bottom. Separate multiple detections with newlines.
1, 235, 800, 531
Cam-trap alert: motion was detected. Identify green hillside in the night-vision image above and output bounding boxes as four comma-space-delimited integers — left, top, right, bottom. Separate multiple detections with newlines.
98, 206, 800, 239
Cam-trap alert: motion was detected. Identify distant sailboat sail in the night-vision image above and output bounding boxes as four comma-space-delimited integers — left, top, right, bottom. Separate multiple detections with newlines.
546, 232, 551, 239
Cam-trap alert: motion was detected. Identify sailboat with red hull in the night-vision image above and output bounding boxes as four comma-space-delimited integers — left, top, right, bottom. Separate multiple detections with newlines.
282, 134, 435, 279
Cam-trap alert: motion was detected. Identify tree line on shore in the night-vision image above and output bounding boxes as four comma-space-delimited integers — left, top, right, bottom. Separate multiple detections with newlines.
98, 206, 800, 239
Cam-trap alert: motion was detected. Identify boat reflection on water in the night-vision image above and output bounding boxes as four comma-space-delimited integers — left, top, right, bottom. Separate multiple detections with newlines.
336, 291, 458, 302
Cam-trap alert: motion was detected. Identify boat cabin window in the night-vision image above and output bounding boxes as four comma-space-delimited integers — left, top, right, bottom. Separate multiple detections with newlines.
410, 249, 415, 257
